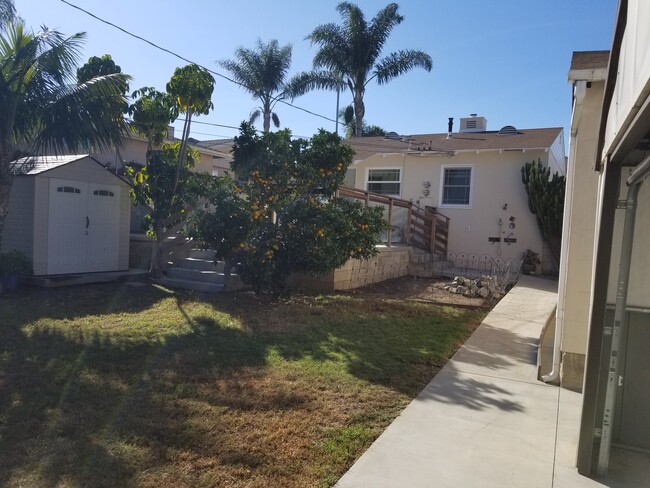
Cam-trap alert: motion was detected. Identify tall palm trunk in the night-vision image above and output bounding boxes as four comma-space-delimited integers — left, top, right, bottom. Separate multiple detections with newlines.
263, 98, 272, 133
353, 89, 365, 137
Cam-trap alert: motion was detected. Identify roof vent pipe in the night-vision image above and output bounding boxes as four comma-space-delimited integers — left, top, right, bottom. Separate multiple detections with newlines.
447, 117, 453, 139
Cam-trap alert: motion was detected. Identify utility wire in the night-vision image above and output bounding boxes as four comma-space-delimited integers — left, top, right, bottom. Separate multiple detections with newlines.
59, 0, 339, 125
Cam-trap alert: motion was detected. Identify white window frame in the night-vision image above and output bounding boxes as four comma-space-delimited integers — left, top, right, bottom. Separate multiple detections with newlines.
439, 165, 473, 208
365, 167, 402, 197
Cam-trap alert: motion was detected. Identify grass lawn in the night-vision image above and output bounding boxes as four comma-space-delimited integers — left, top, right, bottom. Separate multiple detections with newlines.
0, 282, 486, 488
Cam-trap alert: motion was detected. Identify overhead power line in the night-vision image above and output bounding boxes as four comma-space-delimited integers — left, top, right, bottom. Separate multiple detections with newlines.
59, 0, 339, 125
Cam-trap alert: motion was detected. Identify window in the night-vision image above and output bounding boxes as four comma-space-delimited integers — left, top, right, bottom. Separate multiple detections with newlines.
441, 167, 472, 206
57, 186, 81, 194
367, 169, 401, 196
93, 189, 114, 197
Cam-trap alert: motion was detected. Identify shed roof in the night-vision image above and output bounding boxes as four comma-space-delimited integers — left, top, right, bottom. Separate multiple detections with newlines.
346, 127, 563, 161
9, 155, 129, 189
9, 155, 95, 175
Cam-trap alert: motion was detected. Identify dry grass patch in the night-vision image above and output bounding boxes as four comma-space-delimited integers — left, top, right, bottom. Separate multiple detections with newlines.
0, 283, 485, 487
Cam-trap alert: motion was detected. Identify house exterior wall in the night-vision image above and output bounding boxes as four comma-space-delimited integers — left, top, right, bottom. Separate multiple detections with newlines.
351, 147, 555, 268
1, 178, 34, 260
548, 131, 567, 175
560, 81, 605, 358
578, 1, 650, 472
602, 0, 650, 163
92, 137, 231, 177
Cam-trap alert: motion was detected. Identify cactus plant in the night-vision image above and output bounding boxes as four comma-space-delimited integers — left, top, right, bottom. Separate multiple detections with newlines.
521, 159, 565, 272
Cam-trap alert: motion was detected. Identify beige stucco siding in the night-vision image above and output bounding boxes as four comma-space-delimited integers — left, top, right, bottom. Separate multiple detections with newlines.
560, 81, 605, 355
1, 178, 34, 259
93, 138, 231, 177
352, 149, 548, 264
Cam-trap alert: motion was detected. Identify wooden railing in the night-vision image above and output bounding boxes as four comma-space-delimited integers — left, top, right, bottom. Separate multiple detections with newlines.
337, 186, 449, 256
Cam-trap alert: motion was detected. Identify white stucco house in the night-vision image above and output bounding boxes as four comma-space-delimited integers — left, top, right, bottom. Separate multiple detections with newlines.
344, 115, 566, 273
542, 0, 650, 481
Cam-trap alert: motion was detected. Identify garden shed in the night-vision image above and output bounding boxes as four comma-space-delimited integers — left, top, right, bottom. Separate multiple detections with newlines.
2, 155, 131, 275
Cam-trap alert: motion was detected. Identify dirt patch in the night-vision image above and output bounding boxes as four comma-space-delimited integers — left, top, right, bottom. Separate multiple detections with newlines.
350, 276, 494, 308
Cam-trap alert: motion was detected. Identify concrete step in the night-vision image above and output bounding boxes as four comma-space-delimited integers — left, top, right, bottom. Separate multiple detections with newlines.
189, 248, 217, 260
166, 267, 241, 285
158, 277, 226, 293
175, 257, 226, 272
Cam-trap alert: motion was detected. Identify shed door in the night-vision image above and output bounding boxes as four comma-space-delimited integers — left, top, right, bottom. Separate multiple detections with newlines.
48, 179, 88, 274
87, 184, 120, 272
47, 178, 121, 274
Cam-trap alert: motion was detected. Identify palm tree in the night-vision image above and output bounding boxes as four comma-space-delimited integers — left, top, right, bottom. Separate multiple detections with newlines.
294, 2, 432, 136
0, 0, 16, 24
219, 39, 298, 133
0, 22, 130, 234
166, 64, 215, 193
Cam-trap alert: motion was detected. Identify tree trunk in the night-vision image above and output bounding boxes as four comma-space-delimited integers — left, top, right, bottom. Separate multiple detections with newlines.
173, 109, 193, 194
263, 98, 271, 133
353, 91, 365, 137
150, 220, 164, 279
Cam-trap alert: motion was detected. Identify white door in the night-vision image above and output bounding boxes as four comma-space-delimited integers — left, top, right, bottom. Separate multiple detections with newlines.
47, 178, 121, 274
87, 184, 120, 272
48, 179, 88, 274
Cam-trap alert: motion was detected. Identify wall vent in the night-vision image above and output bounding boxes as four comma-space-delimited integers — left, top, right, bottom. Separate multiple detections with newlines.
459, 115, 487, 133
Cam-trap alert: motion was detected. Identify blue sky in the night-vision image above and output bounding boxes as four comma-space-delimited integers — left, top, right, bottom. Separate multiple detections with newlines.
16, 0, 617, 141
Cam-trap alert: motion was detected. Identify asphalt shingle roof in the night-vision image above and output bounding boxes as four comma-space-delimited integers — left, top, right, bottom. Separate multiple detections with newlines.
570, 50, 610, 71
346, 127, 563, 161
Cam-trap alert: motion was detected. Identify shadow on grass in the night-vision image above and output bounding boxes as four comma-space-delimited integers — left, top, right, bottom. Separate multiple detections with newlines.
0, 299, 270, 487
0, 282, 174, 325
0, 284, 505, 487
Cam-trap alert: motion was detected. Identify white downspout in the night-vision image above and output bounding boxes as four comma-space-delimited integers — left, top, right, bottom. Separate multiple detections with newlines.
543, 80, 587, 383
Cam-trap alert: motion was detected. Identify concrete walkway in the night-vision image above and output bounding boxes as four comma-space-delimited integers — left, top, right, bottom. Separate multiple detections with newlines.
336, 276, 618, 488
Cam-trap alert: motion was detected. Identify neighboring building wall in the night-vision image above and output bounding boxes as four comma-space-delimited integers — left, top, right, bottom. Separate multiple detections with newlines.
1, 178, 34, 259
558, 81, 605, 390
548, 131, 567, 175
351, 148, 551, 268
93, 137, 231, 177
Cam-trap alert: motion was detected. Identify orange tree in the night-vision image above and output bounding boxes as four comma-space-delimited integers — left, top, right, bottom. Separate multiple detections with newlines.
186, 123, 386, 295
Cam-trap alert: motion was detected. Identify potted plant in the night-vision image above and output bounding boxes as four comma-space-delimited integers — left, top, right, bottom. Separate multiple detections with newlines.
521, 249, 541, 275
0, 250, 31, 292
